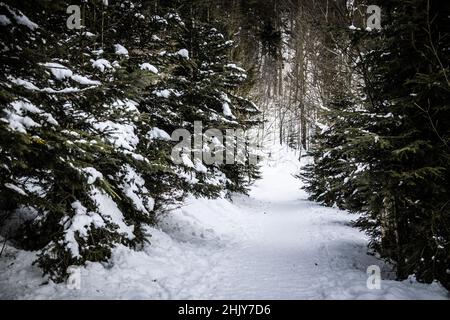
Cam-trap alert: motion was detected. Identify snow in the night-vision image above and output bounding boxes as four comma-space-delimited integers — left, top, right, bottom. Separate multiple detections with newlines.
111, 99, 139, 112
42, 62, 100, 85
0, 145, 448, 299
181, 153, 195, 168
10, 100, 41, 114
93, 121, 138, 152
147, 127, 171, 141
4, 183, 27, 196
194, 159, 207, 173
221, 93, 234, 118
8, 77, 39, 91
2, 100, 43, 133
92, 49, 104, 56
176, 49, 189, 59
0, 14, 11, 26
153, 89, 181, 98
71, 74, 101, 86
139, 63, 159, 74
13, 12, 38, 30
62, 201, 106, 258
82, 31, 95, 37
119, 165, 155, 214
41, 87, 84, 94
152, 15, 167, 24
42, 62, 73, 80
91, 188, 135, 240
9, 76, 95, 94
6, 6, 38, 30
226, 63, 246, 73
114, 44, 129, 56
92, 59, 112, 72
82, 167, 103, 185
131, 154, 147, 162
153, 89, 171, 98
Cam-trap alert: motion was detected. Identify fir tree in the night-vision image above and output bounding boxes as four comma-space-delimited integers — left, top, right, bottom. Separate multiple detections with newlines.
353, 0, 450, 288
304, 0, 450, 289
0, 0, 261, 281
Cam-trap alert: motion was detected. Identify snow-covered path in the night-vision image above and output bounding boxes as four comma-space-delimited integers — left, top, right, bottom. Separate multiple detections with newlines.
192, 151, 448, 299
0, 147, 448, 299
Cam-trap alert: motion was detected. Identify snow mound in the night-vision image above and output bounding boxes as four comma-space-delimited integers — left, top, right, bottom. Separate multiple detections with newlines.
92, 59, 112, 72
140, 63, 159, 74
114, 44, 129, 56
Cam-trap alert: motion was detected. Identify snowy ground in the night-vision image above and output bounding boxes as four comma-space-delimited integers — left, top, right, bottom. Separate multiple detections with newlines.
0, 145, 448, 299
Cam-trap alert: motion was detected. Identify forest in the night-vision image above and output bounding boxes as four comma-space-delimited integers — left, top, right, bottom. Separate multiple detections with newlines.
0, 0, 449, 299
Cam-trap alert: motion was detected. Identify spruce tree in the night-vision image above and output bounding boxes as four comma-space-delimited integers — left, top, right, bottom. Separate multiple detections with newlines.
0, 0, 261, 281
353, 0, 450, 288
304, 0, 450, 289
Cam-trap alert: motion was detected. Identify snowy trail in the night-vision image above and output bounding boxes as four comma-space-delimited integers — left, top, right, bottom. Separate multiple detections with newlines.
176, 149, 448, 299
0, 147, 448, 299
